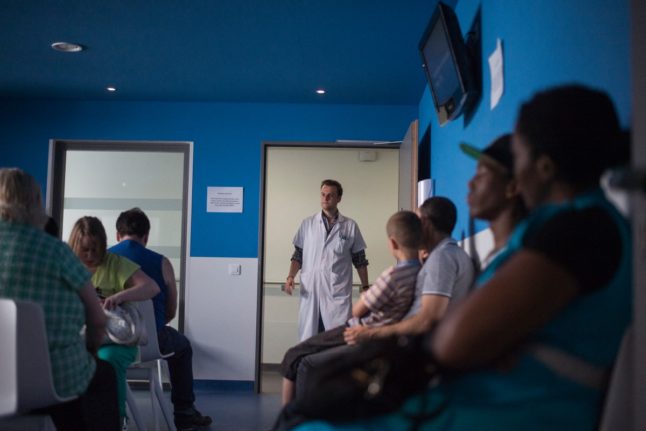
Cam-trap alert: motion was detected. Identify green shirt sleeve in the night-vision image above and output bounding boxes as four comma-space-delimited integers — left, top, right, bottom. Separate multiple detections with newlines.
91, 252, 140, 297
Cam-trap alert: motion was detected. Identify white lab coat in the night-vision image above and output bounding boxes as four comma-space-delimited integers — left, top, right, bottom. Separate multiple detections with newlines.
293, 211, 367, 341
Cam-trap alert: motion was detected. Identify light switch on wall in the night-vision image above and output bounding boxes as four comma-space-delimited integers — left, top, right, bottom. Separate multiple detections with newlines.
228, 264, 242, 276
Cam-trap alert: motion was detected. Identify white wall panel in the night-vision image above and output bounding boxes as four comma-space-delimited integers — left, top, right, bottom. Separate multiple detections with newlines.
185, 257, 258, 381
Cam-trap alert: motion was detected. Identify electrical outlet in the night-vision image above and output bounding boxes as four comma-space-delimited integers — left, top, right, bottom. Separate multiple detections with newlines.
228, 264, 241, 276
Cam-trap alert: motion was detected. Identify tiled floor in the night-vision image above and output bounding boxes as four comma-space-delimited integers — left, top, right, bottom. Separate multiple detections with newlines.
127, 372, 283, 431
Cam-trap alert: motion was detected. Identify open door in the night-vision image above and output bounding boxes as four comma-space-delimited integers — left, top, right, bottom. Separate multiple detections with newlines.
398, 120, 419, 210
630, 1, 646, 428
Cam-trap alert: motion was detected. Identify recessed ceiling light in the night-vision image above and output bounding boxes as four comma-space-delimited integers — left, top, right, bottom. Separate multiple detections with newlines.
51, 42, 84, 53
316, 89, 326, 95
106, 86, 117, 92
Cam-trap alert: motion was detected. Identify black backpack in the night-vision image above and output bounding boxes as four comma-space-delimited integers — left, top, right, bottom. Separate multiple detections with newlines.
272, 333, 442, 430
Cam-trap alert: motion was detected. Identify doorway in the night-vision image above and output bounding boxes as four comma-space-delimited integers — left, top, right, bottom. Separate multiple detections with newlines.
257, 143, 401, 392
47, 140, 192, 330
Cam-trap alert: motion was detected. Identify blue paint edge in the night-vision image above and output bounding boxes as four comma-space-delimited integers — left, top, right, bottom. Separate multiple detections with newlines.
194, 379, 254, 392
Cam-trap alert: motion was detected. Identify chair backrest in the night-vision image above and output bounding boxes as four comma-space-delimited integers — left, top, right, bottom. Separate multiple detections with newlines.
134, 299, 165, 363
0, 299, 18, 417
0, 298, 74, 416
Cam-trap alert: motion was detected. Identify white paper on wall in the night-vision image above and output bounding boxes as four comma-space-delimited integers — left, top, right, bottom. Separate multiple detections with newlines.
417, 179, 435, 206
207, 187, 243, 213
489, 38, 504, 110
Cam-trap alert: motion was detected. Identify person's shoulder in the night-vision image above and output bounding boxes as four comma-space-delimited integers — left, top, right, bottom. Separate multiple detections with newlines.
16, 222, 64, 251
107, 240, 124, 253
526, 203, 622, 247
301, 212, 321, 224
338, 212, 358, 225
380, 264, 397, 277
428, 238, 471, 267
105, 251, 138, 268
428, 238, 457, 259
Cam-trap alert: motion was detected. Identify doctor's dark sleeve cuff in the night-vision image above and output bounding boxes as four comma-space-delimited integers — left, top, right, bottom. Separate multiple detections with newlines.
291, 246, 303, 264
352, 250, 369, 268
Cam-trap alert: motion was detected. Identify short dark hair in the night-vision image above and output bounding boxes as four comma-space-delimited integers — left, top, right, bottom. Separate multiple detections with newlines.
418, 197, 457, 235
116, 207, 151, 238
320, 179, 343, 197
516, 85, 623, 187
386, 210, 423, 249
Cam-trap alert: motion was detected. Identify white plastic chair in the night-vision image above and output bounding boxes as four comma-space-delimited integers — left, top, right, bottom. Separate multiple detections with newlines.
0, 299, 76, 416
599, 325, 634, 431
125, 299, 176, 431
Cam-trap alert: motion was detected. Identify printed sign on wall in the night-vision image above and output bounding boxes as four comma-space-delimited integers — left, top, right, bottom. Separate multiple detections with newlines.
207, 187, 243, 213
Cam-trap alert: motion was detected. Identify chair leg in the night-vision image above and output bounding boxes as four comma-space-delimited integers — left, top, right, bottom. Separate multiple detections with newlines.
148, 370, 159, 431
126, 384, 146, 431
152, 363, 176, 431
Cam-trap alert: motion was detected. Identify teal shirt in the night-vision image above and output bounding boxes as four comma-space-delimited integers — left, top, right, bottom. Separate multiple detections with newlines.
0, 220, 96, 398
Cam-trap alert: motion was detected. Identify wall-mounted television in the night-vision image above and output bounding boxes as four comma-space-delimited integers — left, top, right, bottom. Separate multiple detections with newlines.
419, 2, 476, 126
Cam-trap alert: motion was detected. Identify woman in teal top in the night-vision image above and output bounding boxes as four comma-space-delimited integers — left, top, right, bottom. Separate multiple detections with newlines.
69, 216, 159, 425
290, 85, 631, 431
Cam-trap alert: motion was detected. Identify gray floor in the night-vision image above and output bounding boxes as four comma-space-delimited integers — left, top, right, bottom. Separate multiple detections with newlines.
127, 371, 283, 431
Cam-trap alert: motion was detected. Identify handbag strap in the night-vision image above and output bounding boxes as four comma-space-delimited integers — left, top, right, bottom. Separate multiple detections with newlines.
526, 343, 609, 390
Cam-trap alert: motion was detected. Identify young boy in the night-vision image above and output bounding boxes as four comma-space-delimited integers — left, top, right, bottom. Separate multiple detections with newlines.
280, 210, 423, 404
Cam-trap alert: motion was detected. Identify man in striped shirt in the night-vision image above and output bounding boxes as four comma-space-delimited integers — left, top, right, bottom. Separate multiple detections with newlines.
280, 210, 423, 405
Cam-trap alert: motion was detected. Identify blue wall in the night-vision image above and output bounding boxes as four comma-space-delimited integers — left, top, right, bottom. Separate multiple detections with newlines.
0, 100, 416, 257
420, 0, 632, 238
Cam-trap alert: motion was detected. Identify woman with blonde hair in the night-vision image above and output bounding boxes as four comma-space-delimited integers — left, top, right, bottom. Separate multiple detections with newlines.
0, 167, 119, 430
69, 215, 159, 428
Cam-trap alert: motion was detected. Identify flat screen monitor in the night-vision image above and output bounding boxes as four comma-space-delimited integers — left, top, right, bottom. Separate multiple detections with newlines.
419, 2, 475, 126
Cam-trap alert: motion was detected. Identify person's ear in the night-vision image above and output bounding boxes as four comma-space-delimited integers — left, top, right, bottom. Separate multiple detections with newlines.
535, 154, 557, 181
388, 236, 399, 250
505, 179, 520, 199
116, 232, 122, 242
143, 233, 149, 246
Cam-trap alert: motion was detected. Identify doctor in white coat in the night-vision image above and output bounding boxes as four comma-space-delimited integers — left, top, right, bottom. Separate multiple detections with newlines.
285, 179, 370, 341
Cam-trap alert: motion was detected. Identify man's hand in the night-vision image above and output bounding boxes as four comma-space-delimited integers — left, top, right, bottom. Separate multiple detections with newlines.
284, 276, 295, 295
344, 325, 374, 345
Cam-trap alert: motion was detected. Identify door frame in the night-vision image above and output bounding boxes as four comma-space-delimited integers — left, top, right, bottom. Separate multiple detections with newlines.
46, 139, 193, 332
255, 140, 401, 393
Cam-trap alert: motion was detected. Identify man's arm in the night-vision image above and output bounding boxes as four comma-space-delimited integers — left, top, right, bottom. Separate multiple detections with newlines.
285, 258, 301, 296
78, 281, 107, 354
356, 265, 369, 292
344, 294, 449, 344
352, 294, 370, 318
161, 257, 178, 323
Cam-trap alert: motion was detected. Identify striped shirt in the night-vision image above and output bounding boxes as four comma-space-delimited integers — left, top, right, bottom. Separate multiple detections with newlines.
0, 219, 95, 398
347, 260, 421, 328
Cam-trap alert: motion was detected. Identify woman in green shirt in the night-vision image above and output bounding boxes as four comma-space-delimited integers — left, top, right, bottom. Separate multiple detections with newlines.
1, 168, 119, 430
69, 216, 160, 426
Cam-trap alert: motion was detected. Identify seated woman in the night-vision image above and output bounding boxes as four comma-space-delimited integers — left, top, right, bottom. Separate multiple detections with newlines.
68, 216, 160, 427
290, 85, 632, 431
0, 168, 119, 430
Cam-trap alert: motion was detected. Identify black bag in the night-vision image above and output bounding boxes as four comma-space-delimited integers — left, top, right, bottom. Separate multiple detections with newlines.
290, 333, 439, 425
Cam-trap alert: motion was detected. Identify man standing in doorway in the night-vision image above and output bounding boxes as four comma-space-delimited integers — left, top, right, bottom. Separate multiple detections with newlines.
109, 208, 212, 431
284, 179, 370, 341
